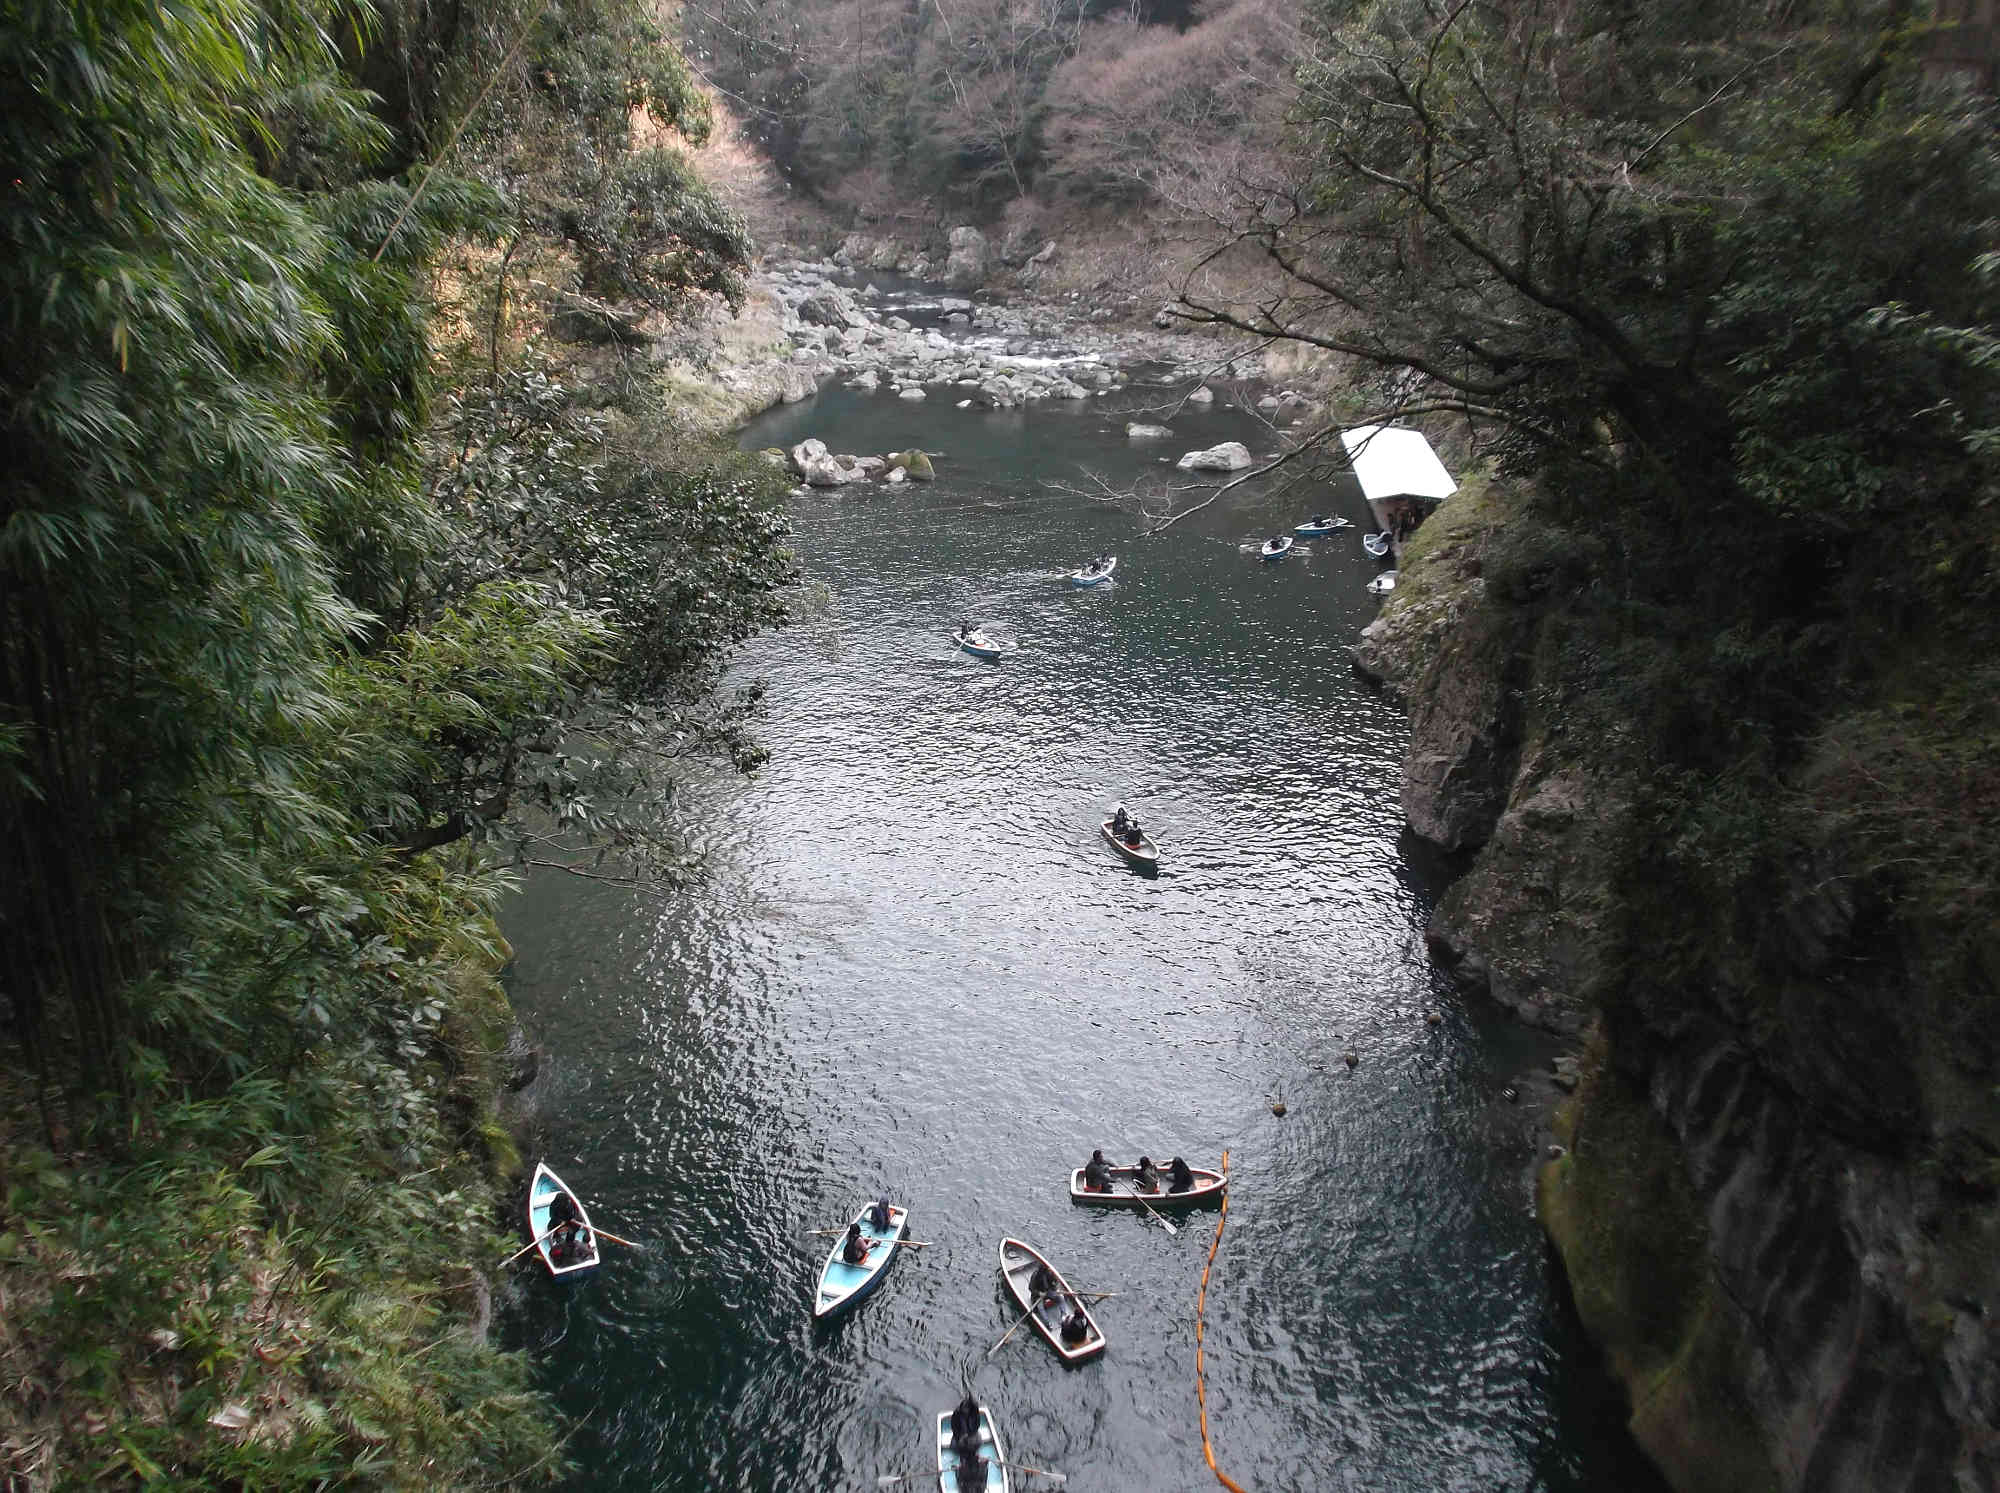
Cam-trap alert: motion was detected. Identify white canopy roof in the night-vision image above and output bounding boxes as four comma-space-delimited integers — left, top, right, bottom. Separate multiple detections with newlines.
1339, 426, 1458, 503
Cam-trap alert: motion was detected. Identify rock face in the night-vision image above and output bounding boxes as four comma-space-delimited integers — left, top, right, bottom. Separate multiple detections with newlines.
1364, 479, 2000, 1492
944, 226, 990, 288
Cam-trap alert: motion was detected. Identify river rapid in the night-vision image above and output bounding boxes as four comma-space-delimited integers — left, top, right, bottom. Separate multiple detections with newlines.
500, 299, 1667, 1493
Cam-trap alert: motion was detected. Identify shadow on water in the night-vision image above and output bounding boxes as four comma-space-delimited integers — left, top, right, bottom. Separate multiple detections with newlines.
497, 363, 1667, 1492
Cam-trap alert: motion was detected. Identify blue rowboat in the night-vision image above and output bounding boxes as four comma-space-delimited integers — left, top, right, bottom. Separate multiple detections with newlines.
1294, 516, 1351, 536
936, 1405, 1010, 1493
1068, 556, 1116, 587
954, 628, 1006, 660
812, 1202, 908, 1321
527, 1162, 600, 1278
1258, 535, 1293, 561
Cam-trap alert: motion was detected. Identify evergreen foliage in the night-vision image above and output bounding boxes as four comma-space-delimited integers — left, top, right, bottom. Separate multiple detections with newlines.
0, 0, 784, 1480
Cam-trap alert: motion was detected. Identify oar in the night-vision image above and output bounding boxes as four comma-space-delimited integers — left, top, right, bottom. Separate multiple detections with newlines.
501, 1222, 563, 1266
891, 1238, 933, 1247
1126, 1187, 1179, 1235
880, 1458, 1066, 1486
985, 1298, 1045, 1358
591, 1227, 644, 1251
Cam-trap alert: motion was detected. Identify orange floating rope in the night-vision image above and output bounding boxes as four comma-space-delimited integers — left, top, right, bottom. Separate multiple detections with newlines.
1194, 1148, 1250, 1493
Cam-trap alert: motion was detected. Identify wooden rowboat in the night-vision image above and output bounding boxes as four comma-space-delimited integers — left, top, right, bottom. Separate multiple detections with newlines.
998, 1237, 1105, 1364
812, 1202, 908, 1321
1068, 556, 1116, 587
1069, 1163, 1226, 1208
1367, 570, 1399, 595
1258, 535, 1294, 561
935, 1405, 1009, 1493
954, 629, 1006, 660
527, 1162, 600, 1278
1294, 516, 1352, 536
1362, 530, 1393, 558
1100, 819, 1159, 869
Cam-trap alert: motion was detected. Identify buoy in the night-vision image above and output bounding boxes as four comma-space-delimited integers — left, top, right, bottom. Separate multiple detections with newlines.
1424, 1009, 1442, 1026
1270, 1100, 1287, 1117
1502, 1085, 1519, 1103
1343, 1051, 1359, 1069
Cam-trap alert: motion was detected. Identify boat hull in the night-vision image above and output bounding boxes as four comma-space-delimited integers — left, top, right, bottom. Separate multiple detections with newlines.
1069, 1165, 1225, 1208
1294, 519, 1350, 536
998, 1237, 1105, 1364
528, 1162, 601, 1278
813, 1203, 909, 1320
936, 1407, 1009, 1493
1258, 538, 1293, 561
1100, 820, 1158, 869
1068, 557, 1116, 587
956, 633, 1004, 660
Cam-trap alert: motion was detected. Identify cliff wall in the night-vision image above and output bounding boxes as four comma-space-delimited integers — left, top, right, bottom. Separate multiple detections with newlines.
1358, 481, 2000, 1493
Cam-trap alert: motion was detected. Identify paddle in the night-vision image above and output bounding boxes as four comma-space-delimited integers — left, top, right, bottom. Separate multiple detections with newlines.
1125, 1186, 1179, 1235
879, 1457, 1066, 1486
501, 1222, 563, 1266
891, 1238, 933, 1247
591, 1227, 644, 1251
984, 1298, 1045, 1358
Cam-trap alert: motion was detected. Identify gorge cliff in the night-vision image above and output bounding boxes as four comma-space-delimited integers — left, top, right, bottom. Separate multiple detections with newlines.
1355, 480, 2000, 1493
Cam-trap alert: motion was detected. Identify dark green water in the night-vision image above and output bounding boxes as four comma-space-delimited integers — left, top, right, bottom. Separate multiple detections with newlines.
500, 380, 1666, 1492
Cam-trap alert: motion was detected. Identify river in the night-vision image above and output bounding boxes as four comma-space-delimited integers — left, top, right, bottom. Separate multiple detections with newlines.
499, 343, 1667, 1493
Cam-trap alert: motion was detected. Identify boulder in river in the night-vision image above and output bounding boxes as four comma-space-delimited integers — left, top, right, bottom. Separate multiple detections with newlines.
1177, 441, 1255, 472
1127, 423, 1174, 440
889, 450, 935, 481
797, 286, 857, 328
1187, 385, 1216, 404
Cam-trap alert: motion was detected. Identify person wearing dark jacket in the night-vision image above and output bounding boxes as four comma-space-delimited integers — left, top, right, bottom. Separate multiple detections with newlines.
1168, 1156, 1195, 1193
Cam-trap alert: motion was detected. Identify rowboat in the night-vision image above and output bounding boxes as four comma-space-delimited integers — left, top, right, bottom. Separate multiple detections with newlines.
1367, 571, 1399, 595
1258, 535, 1293, 561
812, 1201, 908, 1321
1362, 531, 1392, 558
954, 628, 1006, 660
527, 1162, 600, 1278
998, 1237, 1105, 1364
1100, 818, 1159, 869
935, 1405, 1009, 1493
1069, 1162, 1226, 1208
1068, 556, 1116, 587
1294, 516, 1352, 536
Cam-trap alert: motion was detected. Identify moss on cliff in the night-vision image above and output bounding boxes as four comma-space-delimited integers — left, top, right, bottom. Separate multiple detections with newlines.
1540, 1038, 1778, 1493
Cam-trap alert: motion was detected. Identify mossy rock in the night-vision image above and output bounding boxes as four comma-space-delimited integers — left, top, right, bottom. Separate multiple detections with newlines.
889, 449, 934, 480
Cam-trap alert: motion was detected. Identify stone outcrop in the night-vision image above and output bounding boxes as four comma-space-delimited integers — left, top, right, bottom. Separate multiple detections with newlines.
944, 225, 990, 287
1362, 478, 2000, 1492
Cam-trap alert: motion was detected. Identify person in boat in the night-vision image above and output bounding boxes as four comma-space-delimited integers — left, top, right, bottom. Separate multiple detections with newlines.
954, 1439, 988, 1491
1083, 1148, 1112, 1192
949, 1395, 985, 1486
1124, 818, 1145, 847
950, 1394, 981, 1444
957, 620, 972, 639
842, 1221, 873, 1266
1111, 806, 1130, 835
1028, 1260, 1061, 1302
1060, 1305, 1092, 1346
545, 1189, 582, 1261
867, 1197, 894, 1231
1135, 1155, 1160, 1192
1169, 1156, 1195, 1194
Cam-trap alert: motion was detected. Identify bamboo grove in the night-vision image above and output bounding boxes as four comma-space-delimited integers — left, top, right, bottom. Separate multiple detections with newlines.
0, 0, 791, 1482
